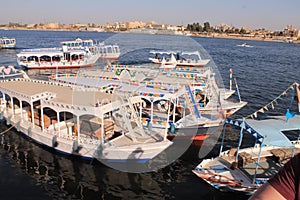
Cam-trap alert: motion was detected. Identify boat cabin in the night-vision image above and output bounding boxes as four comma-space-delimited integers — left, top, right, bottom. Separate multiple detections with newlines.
0, 37, 16, 49
17, 48, 86, 65
60, 38, 94, 48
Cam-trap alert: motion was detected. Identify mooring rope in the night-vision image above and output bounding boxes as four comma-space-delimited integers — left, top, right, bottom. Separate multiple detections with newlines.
0, 125, 15, 135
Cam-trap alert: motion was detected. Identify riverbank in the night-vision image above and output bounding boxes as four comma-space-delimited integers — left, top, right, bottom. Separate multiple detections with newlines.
1, 27, 299, 44
192, 33, 300, 44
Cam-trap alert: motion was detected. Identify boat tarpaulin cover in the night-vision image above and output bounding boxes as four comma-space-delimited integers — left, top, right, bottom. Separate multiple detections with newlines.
245, 115, 300, 147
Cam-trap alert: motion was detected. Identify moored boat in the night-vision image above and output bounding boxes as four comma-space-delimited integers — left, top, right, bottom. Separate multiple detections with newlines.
60, 38, 120, 60
193, 82, 300, 195
0, 78, 172, 162
49, 65, 247, 143
149, 50, 210, 67
193, 116, 300, 195
16, 46, 99, 69
0, 37, 16, 49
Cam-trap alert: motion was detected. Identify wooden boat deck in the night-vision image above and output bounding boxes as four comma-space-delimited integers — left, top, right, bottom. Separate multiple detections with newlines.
0, 79, 112, 106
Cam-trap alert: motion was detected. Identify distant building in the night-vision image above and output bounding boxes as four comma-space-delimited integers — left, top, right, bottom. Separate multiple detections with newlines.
284, 24, 297, 37
125, 21, 146, 29
44, 23, 60, 29
215, 23, 232, 32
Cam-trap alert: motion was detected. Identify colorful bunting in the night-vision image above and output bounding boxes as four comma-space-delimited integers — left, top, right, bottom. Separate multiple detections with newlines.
246, 82, 298, 119
296, 83, 300, 112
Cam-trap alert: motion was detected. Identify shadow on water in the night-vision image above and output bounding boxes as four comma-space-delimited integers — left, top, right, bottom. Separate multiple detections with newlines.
0, 123, 248, 200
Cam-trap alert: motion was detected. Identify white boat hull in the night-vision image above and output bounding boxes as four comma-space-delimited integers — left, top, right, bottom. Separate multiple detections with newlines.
1, 111, 172, 162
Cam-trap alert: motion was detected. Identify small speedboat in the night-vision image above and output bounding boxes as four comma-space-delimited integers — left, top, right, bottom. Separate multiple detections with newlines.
237, 43, 253, 48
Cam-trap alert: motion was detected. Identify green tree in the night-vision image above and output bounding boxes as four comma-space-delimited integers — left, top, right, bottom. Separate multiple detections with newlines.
203, 22, 211, 32
239, 28, 247, 34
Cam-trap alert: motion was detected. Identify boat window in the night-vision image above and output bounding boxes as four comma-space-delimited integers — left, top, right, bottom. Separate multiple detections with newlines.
71, 54, 79, 60
107, 47, 112, 53
27, 56, 39, 62
114, 46, 119, 53
40, 55, 51, 62
52, 55, 61, 62
19, 56, 27, 62
79, 54, 85, 59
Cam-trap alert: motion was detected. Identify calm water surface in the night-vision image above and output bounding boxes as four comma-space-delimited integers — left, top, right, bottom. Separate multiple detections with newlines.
0, 30, 300, 200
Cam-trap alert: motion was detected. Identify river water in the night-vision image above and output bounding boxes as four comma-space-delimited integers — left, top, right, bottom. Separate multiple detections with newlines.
0, 30, 300, 200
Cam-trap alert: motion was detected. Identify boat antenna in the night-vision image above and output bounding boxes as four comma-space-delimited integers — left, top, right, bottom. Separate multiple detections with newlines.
234, 77, 241, 102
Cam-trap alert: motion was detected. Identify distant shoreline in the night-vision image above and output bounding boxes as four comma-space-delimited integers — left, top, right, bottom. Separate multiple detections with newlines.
191, 33, 300, 44
1, 28, 299, 44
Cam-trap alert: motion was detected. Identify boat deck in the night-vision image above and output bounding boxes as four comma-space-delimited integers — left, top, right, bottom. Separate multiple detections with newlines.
241, 158, 283, 179
0, 79, 112, 106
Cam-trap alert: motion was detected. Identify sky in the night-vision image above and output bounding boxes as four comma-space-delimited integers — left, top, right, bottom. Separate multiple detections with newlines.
1, 0, 300, 31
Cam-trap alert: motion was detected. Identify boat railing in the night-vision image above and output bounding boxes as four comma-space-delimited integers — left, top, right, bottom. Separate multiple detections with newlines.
21, 47, 62, 53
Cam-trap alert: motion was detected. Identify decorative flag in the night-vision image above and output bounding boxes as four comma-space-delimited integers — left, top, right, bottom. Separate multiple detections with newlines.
286, 109, 296, 122
254, 112, 257, 118
264, 106, 269, 111
271, 102, 274, 110
258, 108, 264, 113
295, 83, 300, 112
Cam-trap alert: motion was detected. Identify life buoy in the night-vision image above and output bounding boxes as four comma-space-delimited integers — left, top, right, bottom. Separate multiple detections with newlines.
157, 101, 169, 112
136, 101, 146, 109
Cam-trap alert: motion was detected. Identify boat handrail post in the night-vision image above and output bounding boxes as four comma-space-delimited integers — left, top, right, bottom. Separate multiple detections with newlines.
150, 100, 154, 123
172, 98, 177, 123
31, 101, 35, 128
11, 96, 14, 117
57, 112, 60, 137
139, 102, 142, 124
252, 143, 264, 184
164, 98, 173, 141
101, 113, 104, 144
19, 100, 23, 122
41, 104, 44, 132
76, 115, 80, 142
235, 118, 245, 162
219, 123, 227, 157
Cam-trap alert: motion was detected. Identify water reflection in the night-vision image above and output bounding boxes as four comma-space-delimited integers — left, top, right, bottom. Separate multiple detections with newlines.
0, 122, 248, 199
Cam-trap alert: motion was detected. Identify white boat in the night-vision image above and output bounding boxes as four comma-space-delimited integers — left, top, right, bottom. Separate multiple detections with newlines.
149, 50, 210, 67
0, 37, 16, 49
0, 78, 172, 162
48, 65, 247, 142
60, 38, 120, 60
16, 46, 99, 69
0, 65, 30, 79
95, 42, 120, 60
236, 43, 253, 48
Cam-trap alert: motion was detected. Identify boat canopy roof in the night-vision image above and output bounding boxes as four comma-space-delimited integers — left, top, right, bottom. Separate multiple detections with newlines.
150, 50, 201, 55
17, 48, 86, 57
226, 115, 300, 147
149, 50, 176, 55
60, 38, 94, 47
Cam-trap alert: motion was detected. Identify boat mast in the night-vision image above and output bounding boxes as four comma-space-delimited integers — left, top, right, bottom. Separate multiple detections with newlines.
235, 118, 245, 162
